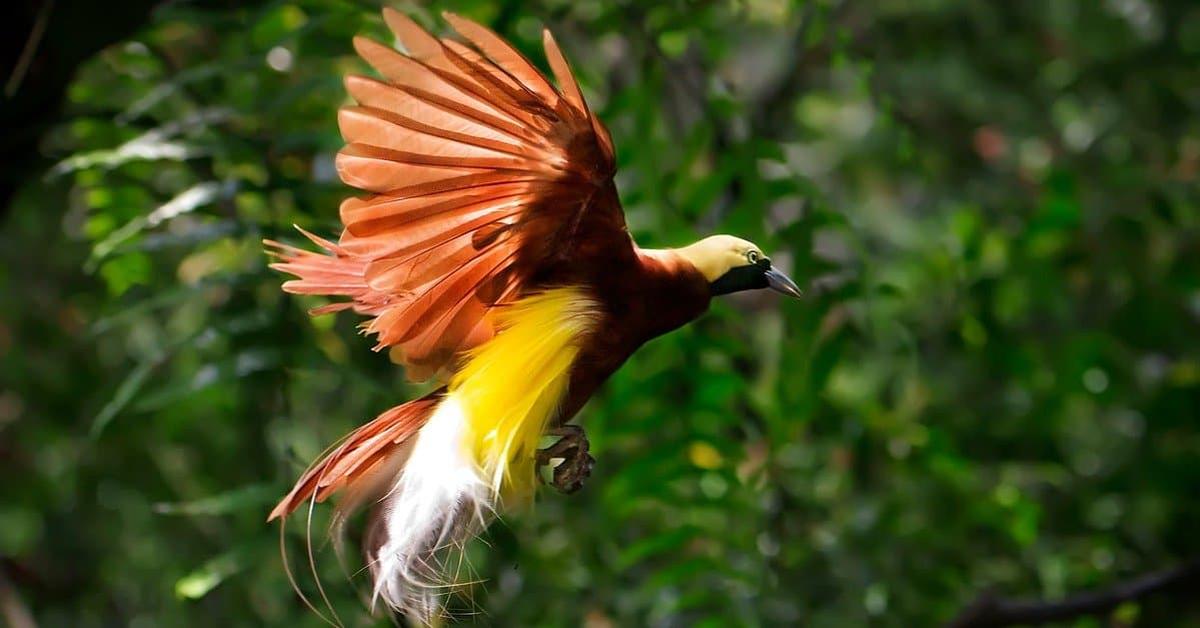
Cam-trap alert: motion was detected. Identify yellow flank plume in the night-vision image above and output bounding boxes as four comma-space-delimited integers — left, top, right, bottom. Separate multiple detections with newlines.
450, 287, 597, 504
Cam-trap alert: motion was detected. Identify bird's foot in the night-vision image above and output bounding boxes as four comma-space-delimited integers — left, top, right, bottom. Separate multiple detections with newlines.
536, 424, 594, 494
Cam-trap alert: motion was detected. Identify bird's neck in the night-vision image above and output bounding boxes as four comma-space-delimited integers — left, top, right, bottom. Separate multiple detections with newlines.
635, 246, 699, 277
631, 245, 712, 329
555, 246, 711, 422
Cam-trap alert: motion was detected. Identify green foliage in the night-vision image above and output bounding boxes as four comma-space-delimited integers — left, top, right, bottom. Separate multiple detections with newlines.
2, 0, 1199, 626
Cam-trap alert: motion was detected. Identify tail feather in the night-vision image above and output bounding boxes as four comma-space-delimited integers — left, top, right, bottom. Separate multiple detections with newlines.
272, 391, 496, 624
363, 394, 494, 621
268, 392, 442, 521
271, 287, 597, 624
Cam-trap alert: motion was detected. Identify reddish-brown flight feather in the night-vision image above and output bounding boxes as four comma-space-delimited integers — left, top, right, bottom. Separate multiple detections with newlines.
267, 393, 441, 521
268, 12, 621, 384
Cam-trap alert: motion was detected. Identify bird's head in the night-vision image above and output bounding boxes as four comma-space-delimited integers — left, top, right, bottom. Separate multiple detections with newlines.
675, 235, 803, 299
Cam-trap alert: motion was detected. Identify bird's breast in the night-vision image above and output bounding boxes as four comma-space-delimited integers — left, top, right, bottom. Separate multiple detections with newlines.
556, 252, 711, 422
450, 287, 601, 500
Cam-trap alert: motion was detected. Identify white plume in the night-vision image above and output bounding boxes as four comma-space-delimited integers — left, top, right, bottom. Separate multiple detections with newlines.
364, 393, 493, 624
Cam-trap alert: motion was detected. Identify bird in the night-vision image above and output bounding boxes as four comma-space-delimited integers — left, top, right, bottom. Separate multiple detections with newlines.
263, 8, 803, 624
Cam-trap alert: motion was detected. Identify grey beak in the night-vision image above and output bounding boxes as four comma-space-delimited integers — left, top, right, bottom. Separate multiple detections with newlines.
765, 267, 803, 298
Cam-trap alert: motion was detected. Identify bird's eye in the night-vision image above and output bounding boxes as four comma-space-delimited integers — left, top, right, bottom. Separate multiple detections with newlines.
747, 250, 760, 264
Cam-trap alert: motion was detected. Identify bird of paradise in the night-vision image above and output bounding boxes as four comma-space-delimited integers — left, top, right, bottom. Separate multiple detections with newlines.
265, 8, 803, 623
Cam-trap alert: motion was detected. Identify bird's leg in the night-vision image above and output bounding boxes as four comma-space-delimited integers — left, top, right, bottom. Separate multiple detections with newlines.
536, 424, 594, 494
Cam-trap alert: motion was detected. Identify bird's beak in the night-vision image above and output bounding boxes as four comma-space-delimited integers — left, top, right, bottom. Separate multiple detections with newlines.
765, 267, 803, 298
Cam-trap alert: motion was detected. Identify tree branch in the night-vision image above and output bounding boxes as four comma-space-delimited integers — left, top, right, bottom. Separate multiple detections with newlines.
948, 557, 1200, 628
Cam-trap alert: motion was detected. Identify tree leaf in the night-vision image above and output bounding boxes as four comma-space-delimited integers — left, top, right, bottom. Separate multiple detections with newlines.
153, 485, 277, 517
175, 546, 249, 600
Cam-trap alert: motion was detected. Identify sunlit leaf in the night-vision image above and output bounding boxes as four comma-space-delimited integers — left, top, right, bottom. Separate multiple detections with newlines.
175, 546, 250, 600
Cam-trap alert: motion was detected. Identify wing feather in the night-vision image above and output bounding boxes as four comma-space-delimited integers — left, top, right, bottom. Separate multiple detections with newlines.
542, 29, 587, 116
441, 12, 560, 106
268, 12, 621, 381
338, 107, 520, 160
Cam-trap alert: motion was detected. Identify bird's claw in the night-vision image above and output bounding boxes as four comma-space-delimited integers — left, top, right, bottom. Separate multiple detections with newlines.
537, 424, 594, 494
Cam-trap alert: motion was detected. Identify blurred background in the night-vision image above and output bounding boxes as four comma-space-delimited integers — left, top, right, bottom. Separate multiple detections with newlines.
2, 0, 1199, 626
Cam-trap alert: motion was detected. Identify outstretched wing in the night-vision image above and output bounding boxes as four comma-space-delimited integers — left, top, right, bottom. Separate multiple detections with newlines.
267, 10, 623, 381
